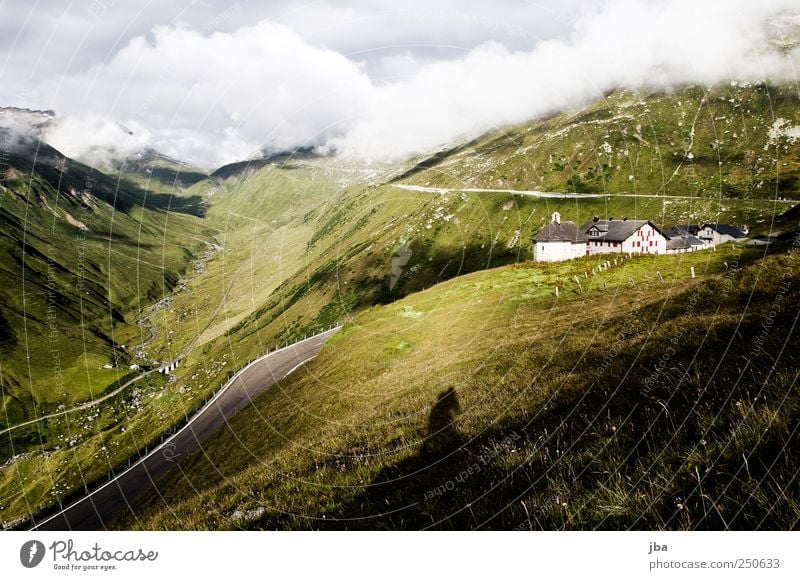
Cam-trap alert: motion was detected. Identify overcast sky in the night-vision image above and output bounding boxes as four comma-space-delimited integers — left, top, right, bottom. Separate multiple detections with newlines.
1, 0, 799, 168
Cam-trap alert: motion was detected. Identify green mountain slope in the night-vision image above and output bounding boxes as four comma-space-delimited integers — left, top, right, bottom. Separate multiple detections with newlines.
121, 238, 800, 530
4, 82, 800, 528
0, 138, 218, 522
0, 152, 372, 525
111, 87, 798, 529
188, 84, 799, 367
397, 83, 800, 199
109, 148, 208, 211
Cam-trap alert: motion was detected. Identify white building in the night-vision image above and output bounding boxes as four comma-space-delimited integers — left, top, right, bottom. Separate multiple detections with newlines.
698, 223, 748, 245
532, 212, 584, 262
581, 218, 667, 256
533, 214, 668, 262
665, 234, 707, 254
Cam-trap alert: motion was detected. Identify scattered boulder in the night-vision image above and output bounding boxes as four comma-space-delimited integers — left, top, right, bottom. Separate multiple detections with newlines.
230, 506, 267, 524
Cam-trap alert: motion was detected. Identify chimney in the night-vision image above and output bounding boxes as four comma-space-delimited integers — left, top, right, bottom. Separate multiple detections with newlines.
552, 211, 561, 225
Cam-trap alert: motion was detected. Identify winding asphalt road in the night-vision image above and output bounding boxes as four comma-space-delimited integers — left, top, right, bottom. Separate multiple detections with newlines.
30, 327, 340, 531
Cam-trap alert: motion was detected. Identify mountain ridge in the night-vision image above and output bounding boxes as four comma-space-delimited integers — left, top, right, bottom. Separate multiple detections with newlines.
2, 81, 800, 529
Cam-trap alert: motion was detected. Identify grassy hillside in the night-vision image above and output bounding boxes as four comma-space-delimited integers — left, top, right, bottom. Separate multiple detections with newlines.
4, 82, 800, 529
0, 153, 387, 526
397, 83, 800, 200
118, 237, 800, 530
110, 148, 208, 212
135, 86, 800, 382
104, 81, 800, 529
164, 85, 800, 386
0, 143, 217, 525
0, 145, 214, 412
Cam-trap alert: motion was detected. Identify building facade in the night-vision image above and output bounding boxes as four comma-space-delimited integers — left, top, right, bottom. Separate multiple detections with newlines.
533, 214, 667, 262
698, 223, 748, 245
532, 212, 584, 262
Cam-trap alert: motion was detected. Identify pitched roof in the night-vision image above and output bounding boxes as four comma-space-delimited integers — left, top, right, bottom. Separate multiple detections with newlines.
666, 234, 705, 250
666, 224, 700, 237
577, 219, 661, 242
534, 220, 579, 242
701, 223, 747, 238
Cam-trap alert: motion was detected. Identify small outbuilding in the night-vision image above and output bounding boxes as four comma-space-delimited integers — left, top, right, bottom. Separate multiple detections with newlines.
698, 223, 748, 245
665, 234, 707, 254
533, 212, 584, 262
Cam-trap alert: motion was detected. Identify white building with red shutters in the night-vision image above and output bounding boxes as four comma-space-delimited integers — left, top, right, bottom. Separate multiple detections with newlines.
533, 213, 668, 262
580, 217, 667, 256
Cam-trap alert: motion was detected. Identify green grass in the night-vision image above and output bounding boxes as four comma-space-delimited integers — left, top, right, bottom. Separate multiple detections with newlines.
4, 82, 800, 529
0, 155, 378, 525
0, 145, 219, 525
116, 240, 800, 530
0, 159, 215, 419
399, 84, 800, 200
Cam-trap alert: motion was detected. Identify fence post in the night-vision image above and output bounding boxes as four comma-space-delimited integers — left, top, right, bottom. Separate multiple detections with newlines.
690, 266, 696, 279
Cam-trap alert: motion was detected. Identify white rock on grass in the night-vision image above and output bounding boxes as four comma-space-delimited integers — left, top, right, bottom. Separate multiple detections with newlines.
230, 506, 267, 523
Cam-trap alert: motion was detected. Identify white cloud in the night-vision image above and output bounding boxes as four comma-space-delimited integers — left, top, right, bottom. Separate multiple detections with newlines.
6, 0, 800, 167
42, 20, 374, 167
46, 115, 151, 168
333, 0, 800, 160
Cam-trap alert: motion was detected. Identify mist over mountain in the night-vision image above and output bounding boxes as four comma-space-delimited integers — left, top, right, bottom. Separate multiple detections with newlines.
3, 1, 799, 169
2, 1, 800, 535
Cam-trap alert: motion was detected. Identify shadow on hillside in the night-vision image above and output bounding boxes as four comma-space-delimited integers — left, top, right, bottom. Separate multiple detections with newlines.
370, 239, 523, 306
314, 388, 533, 530
423, 387, 462, 454
310, 270, 800, 531
11, 151, 208, 218
116, 177, 207, 217
147, 166, 207, 188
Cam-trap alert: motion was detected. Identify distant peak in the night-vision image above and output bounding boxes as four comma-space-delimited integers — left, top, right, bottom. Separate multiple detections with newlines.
0, 106, 55, 117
